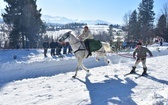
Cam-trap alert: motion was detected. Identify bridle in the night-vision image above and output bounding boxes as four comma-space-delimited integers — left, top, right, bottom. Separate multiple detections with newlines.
60, 32, 86, 54
60, 31, 71, 41
60, 31, 80, 45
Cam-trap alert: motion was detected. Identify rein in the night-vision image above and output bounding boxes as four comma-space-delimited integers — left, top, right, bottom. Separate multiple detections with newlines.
73, 48, 86, 53
116, 53, 133, 59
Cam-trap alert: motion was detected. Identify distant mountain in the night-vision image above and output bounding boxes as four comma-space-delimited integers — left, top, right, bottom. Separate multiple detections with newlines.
41, 15, 110, 25
41, 15, 76, 24
78, 19, 110, 25
0, 15, 111, 25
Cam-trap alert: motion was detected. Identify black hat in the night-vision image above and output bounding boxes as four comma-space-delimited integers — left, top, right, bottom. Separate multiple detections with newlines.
137, 42, 142, 45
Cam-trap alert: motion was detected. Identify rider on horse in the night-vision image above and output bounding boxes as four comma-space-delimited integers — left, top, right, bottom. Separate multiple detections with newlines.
78, 26, 94, 57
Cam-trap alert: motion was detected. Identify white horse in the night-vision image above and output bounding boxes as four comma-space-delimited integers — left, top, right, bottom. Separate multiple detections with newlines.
59, 31, 112, 78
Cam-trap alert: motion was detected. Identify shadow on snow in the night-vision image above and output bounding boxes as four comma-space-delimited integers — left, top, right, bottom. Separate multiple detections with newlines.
76, 74, 137, 105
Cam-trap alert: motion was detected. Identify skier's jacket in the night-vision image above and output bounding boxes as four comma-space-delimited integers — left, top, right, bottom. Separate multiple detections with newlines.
133, 46, 153, 59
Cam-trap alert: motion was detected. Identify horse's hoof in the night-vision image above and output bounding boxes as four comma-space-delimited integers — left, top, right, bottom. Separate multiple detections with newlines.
86, 72, 91, 76
96, 59, 100, 61
72, 76, 76, 78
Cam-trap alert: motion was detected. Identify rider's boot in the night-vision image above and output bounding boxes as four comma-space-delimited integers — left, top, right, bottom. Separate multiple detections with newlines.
88, 50, 92, 56
86, 51, 91, 58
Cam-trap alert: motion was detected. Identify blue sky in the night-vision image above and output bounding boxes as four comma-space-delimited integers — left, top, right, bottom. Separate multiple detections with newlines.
0, 0, 168, 25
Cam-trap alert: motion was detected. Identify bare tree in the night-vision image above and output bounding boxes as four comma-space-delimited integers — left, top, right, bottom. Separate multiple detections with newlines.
123, 11, 132, 26
161, 3, 168, 28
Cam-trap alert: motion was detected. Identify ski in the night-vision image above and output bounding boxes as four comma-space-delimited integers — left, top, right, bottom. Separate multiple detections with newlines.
124, 72, 141, 77
135, 74, 148, 79
124, 72, 150, 79
124, 73, 132, 76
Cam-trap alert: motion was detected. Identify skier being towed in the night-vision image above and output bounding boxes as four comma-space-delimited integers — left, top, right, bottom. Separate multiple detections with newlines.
129, 42, 153, 76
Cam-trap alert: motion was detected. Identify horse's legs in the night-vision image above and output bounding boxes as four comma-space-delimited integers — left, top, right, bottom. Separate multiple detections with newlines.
73, 62, 80, 78
80, 63, 89, 72
73, 67, 78, 78
78, 57, 89, 72
95, 56, 100, 61
103, 55, 110, 64
96, 52, 110, 64
73, 58, 89, 78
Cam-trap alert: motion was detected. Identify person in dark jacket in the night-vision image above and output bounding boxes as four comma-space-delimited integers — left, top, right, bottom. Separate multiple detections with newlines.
130, 42, 153, 76
67, 42, 72, 54
63, 42, 68, 54
56, 42, 62, 55
43, 41, 49, 57
159, 38, 163, 46
50, 39, 56, 57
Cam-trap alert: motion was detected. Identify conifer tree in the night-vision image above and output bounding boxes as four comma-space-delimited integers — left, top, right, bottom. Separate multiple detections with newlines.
138, 0, 155, 42
156, 14, 167, 41
128, 10, 139, 41
2, 0, 46, 48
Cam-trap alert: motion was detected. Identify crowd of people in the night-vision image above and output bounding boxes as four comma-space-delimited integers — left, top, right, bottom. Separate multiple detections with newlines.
42, 39, 72, 58
112, 36, 164, 52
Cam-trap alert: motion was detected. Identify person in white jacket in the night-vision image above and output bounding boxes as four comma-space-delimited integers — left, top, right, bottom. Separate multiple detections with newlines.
78, 26, 94, 56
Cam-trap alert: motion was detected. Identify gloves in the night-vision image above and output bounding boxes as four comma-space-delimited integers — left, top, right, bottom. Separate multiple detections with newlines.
133, 56, 136, 59
78, 36, 82, 40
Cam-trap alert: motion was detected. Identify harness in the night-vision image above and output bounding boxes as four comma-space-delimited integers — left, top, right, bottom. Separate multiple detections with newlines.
73, 42, 86, 54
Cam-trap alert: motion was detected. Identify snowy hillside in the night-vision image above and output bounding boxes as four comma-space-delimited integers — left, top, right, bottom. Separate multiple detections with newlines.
45, 25, 110, 39
46, 25, 124, 40
0, 43, 168, 105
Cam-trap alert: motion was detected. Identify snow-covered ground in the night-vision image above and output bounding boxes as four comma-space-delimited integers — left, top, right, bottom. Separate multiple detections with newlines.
0, 43, 168, 105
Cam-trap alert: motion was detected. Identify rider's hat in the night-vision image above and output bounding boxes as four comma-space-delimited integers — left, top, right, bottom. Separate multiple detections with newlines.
137, 42, 142, 45
84, 26, 88, 29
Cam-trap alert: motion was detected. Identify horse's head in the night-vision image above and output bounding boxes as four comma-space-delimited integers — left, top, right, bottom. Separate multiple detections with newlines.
59, 31, 71, 42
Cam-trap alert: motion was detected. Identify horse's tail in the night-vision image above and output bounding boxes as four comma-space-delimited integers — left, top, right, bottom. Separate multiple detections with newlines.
101, 42, 113, 53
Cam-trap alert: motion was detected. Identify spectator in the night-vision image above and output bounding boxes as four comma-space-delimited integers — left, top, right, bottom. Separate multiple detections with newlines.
67, 42, 72, 54
63, 42, 68, 54
50, 39, 57, 57
42, 40, 49, 57
159, 37, 163, 46
122, 41, 127, 49
56, 42, 62, 56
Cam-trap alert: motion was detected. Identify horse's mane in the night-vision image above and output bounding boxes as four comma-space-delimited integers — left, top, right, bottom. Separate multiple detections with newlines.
66, 31, 79, 40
